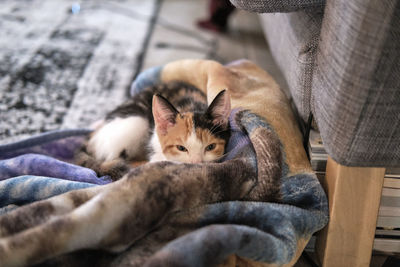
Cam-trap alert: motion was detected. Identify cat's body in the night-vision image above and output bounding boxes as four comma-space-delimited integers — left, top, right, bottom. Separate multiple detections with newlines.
76, 81, 231, 180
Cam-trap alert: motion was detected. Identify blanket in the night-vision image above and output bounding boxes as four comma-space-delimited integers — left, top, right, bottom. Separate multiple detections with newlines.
0, 59, 328, 267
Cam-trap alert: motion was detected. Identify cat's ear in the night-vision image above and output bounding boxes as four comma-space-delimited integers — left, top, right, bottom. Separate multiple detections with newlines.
206, 89, 231, 126
152, 94, 179, 135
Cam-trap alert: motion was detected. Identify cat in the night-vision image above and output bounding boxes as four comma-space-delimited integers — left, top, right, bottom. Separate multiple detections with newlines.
76, 81, 231, 180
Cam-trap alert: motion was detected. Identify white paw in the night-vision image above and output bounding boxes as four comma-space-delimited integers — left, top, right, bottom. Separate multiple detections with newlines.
88, 116, 149, 161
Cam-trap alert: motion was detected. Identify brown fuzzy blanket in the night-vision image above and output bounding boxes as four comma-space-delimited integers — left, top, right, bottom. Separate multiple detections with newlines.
0, 59, 328, 267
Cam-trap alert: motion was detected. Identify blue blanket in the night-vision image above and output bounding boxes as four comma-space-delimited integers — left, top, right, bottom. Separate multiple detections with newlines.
0, 59, 328, 267
0, 129, 111, 214
0, 113, 327, 267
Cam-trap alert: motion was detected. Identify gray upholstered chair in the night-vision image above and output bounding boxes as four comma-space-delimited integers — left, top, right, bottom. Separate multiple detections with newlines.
230, 0, 400, 266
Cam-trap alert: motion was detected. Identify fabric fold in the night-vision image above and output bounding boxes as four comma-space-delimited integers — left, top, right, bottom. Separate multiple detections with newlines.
0, 59, 328, 267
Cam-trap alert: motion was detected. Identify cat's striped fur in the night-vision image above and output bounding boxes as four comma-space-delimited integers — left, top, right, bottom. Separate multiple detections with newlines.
76, 81, 231, 180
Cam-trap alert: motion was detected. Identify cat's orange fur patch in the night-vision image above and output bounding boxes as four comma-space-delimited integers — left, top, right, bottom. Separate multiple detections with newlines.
157, 113, 226, 161
158, 113, 193, 155
195, 128, 226, 158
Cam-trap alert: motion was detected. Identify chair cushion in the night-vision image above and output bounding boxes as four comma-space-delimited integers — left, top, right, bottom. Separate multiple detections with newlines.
312, 0, 400, 166
230, 0, 325, 13
259, 8, 323, 121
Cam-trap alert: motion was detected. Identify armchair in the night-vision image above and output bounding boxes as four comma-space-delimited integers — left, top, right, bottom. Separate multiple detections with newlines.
230, 0, 400, 266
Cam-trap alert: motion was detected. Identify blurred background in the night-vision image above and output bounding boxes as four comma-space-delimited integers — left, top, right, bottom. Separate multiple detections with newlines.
0, 0, 287, 144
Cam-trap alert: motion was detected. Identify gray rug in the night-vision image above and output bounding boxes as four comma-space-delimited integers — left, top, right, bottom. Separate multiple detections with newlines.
0, 0, 271, 145
0, 0, 159, 143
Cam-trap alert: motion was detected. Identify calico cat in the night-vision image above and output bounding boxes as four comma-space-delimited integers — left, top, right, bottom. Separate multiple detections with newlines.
76, 81, 231, 180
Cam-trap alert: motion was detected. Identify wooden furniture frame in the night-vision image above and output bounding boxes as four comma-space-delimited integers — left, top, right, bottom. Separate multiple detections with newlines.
316, 157, 386, 267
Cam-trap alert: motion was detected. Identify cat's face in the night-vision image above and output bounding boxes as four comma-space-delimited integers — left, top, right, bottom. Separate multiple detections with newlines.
153, 90, 231, 163
156, 113, 227, 163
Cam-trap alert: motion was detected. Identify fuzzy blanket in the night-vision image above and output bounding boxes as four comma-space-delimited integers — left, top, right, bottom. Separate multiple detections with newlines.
0, 59, 328, 267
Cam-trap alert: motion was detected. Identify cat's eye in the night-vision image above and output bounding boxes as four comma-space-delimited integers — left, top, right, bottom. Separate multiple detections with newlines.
205, 143, 216, 151
176, 145, 188, 152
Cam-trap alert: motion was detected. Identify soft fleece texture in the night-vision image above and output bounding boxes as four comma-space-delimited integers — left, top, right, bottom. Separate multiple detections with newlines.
0, 59, 328, 267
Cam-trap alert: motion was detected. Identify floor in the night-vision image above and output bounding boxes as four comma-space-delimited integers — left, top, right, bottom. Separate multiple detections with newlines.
1, 0, 397, 266
0, 0, 290, 144
0, 0, 157, 143
142, 0, 289, 93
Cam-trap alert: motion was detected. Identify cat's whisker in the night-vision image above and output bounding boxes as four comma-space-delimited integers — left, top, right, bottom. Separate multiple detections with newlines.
213, 154, 229, 162
213, 151, 230, 159
209, 126, 223, 135
209, 127, 220, 134
81, 81, 231, 179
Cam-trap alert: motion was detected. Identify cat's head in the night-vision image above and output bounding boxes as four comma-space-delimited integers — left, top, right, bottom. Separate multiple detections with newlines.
152, 90, 231, 163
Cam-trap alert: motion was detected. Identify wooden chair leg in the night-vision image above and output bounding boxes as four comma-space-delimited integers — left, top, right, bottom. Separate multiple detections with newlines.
315, 156, 385, 267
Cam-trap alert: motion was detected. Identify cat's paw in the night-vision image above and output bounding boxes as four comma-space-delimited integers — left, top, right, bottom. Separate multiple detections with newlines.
100, 159, 131, 181
88, 116, 150, 161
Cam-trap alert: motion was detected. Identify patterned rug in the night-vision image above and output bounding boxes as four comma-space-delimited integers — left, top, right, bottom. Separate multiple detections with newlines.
0, 0, 160, 143
0, 0, 275, 145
